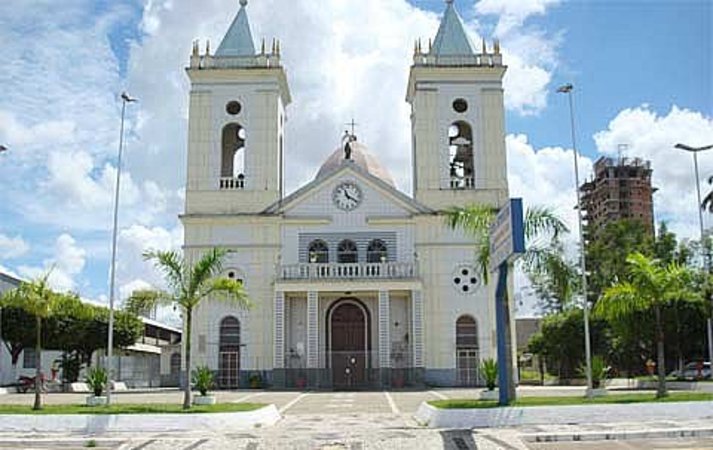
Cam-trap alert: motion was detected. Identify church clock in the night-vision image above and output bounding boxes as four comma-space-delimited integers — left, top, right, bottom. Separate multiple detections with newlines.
332, 181, 362, 211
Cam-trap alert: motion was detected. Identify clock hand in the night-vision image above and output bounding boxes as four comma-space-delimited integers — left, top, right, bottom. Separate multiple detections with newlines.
344, 191, 355, 202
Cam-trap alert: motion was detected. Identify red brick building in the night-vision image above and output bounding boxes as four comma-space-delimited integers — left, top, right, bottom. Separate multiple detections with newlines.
580, 156, 656, 238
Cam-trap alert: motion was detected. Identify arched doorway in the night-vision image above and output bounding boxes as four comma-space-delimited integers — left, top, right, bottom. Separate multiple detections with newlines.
219, 316, 241, 388
329, 300, 369, 389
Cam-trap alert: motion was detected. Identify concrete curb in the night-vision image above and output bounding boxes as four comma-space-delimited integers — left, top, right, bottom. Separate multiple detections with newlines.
0, 404, 281, 433
522, 427, 713, 443
414, 401, 713, 429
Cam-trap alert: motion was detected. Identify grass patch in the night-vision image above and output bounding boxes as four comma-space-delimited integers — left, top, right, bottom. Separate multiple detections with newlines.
429, 391, 713, 409
0, 403, 266, 415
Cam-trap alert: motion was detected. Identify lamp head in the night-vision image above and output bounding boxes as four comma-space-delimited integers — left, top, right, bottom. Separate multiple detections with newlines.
121, 92, 138, 103
556, 83, 573, 93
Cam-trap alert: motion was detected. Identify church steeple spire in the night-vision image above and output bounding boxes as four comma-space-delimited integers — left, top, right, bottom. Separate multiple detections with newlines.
215, 0, 256, 57
430, 0, 475, 56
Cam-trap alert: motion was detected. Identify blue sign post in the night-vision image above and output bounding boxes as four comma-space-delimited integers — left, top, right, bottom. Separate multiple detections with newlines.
490, 199, 525, 406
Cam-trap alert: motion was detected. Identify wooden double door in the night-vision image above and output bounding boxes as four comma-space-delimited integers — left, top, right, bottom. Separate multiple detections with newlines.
330, 301, 369, 389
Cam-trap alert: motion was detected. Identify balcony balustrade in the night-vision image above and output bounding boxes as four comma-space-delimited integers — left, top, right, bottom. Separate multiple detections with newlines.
278, 261, 418, 281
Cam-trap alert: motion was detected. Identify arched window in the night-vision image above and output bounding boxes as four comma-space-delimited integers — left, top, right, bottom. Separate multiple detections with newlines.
448, 121, 474, 189
308, 240, 329, 263
219, 316, 241, 352
366, 239, 388, 263
221, 123, 246, 180
456, 315, 479, 386
337, 240, 358, 263
170, 352, 181, 375
456, 315, 478, 349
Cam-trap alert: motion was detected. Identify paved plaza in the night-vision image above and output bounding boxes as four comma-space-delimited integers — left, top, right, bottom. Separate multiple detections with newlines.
0, 388, 712, 449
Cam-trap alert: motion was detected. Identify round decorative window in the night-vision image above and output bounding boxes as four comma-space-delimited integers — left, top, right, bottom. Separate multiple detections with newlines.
452, 265, 479, 294
226, 101, 242, 115
452, 98, 468, 113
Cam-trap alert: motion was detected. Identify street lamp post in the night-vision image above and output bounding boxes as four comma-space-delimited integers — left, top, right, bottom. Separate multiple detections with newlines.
557, 83, 594, 398
106, 92, 137, 405
675, 143, 713, 370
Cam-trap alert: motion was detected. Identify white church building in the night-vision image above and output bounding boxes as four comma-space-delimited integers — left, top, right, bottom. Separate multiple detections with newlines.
181, 0, 511, 389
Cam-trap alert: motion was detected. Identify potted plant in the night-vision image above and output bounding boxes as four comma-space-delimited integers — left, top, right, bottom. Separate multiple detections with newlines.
479, 358, 498, 400
85, 367, 108, 406
249, 372, 263, 389
581, 355, 609, 397
192, 366, 216, 405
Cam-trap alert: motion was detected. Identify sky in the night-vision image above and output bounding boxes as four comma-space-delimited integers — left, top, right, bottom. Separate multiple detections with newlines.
0, 0, 711, 320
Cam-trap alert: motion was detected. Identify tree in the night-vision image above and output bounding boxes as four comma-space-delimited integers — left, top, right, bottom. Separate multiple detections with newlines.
0, 296, 143, 384
445, 204, 569, 283
524, 241, 579, 314
527, 308, 609, 380
595, 252, 699, 398
0, 274, 67, 410
135, 248, 250, 409
586, 219, 653, 304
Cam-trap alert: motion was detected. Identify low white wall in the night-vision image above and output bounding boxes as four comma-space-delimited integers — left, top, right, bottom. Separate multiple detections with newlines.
0, 404, 281, 433
415, 401, 713, 429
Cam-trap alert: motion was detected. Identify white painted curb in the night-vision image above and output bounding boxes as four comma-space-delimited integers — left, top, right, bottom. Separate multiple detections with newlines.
414, 401, 713, 429
0, 404, 281, 433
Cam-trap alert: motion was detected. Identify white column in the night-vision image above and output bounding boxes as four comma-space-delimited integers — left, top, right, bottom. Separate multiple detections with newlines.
273, 290, 285, 369
412, 289, 424, 367
379, 290, 391, 368
307, 291, 319, 368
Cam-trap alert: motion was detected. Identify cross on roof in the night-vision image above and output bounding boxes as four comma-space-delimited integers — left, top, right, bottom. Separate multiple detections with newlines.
345, 118, 359, 136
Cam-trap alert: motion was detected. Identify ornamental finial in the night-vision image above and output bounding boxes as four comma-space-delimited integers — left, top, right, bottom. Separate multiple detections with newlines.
239, 0, 248, 7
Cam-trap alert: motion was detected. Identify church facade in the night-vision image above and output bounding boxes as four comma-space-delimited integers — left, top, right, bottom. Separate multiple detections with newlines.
181, 0, 511, 389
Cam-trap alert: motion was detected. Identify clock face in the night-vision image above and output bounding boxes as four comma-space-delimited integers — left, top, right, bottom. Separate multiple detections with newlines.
332, 182, 362, 211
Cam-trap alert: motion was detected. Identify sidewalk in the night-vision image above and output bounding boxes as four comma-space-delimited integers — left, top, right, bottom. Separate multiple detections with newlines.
482, 419, 713, 447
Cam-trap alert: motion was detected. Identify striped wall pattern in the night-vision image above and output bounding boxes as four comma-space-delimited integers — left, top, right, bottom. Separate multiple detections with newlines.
273, 291, 285, 369
307, 291, 319, 368
412, 290, 424, 367
378, 290, 391, 368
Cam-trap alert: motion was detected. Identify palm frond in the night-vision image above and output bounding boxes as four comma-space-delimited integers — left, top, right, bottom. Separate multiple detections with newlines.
524, 206, 569, 241
444, 205, 496, 238
144, 250, 185, 295
204, 278, 251, 309
596, 282, 647, 319
124, 289, 172, 315
188, 248, 228, 298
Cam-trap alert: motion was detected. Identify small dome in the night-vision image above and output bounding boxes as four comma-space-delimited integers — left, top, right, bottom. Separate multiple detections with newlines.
315, 141, 396, 186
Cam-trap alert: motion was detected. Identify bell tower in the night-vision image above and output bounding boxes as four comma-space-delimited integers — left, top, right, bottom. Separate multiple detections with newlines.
406, 0, 508, 209
185, 0, 291, 215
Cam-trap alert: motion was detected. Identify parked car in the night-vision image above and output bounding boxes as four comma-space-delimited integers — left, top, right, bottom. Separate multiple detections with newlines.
668, 362, 711, 380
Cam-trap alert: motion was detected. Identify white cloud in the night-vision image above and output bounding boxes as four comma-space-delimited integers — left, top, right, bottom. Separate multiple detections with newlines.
593, 105, 713, 238
0, 234, 29, 259
17, 233, 86, 292
476, 0, 561, 35
116, 224, 183, 300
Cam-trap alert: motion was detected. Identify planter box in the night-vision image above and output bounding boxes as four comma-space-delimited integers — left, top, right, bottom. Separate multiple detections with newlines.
193, 395, 216, 406
479, 389, 498, 401
86, 396, 108, 407
587, 388, 608, 398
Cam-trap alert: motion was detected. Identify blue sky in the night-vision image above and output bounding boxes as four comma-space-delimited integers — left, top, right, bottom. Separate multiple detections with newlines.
0, 0, 711, 317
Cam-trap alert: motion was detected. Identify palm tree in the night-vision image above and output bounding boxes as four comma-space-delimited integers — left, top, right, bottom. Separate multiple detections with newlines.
595, 252, 699, 398
445, 204, 569, 284
0, 273, 65, 410
131, 247, 249, 409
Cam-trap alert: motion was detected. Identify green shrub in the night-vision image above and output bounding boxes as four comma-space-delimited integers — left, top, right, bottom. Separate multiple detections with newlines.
480, 358, 498, 390
579, 355, 609, 388
85, 367, 108, 397
192, 366, 214, 396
